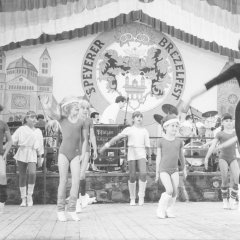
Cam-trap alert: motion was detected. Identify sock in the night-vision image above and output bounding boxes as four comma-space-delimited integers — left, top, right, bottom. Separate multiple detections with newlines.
27, 184, 35, 196
0, 184, 7, 203
80, 180, 86, 196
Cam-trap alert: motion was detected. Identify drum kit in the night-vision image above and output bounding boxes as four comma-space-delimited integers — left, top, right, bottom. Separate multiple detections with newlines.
153, 104, 178, 125
153, 114, 163, 125
202, 110, 218, 139
161, 104, 178, 115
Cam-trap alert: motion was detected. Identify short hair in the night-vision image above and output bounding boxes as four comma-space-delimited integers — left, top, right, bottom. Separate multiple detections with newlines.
79, 99, 90, 109
162, 114, 179, 127
132, 111, 143, 119
60, 96, 79, 118
185, 115, 192, 120
115, 96, 126, 103
221, 113, 232, 121
90, 112, 99, 118
37, 114, 44, 120
23, 111, 36, 124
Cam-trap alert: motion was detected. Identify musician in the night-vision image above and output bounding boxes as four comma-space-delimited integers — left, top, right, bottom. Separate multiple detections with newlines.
182, 115, 195, 132
180, 115, 196, 144
100, 96, 126, 124
90, 112, 100, 125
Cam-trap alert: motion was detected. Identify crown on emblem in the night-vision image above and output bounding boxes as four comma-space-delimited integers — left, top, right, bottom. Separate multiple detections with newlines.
118, 33, 150, 46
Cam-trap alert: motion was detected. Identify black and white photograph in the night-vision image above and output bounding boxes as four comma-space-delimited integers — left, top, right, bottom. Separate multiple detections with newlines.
1, 0, 240, 239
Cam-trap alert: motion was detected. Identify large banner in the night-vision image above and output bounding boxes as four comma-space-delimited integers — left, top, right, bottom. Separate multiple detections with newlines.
0, 21, 230, 132
81, 23, 186, 125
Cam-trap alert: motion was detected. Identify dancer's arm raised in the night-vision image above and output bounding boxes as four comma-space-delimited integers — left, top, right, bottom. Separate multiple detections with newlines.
180, 64, 240, 112
39, 95, 61, 121
99, 132, 127, 154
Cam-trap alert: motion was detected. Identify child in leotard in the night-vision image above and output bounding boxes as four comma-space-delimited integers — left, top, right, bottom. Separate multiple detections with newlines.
76, 99, 97, 212
100, 111, 151, 206
205, 113, 239, 209
155, 114, 186, 219
41, 95, 87, 221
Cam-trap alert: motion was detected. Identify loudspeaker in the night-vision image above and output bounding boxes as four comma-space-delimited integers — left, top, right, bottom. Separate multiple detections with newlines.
94, 124, 127, 166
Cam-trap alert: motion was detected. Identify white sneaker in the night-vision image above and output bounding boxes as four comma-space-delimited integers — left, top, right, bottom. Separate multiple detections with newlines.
27, 196, 33, 207
229, 198, 237, 210
0, 202, 4, 213
81, 195, 88, 208
130, 199, 136, 206
68, 212, 80, 221
166, 209, 176, 218
76, 199, 82, 213
223, 199, 229, 209
20, 198, 27, 207
92, 165, 99, 172
138, 198, 144, 206
157, 208, 166, 219
57, 212, 67, 222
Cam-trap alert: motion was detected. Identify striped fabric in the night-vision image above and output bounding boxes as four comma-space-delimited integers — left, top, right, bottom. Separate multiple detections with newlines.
0, 0, 239, 59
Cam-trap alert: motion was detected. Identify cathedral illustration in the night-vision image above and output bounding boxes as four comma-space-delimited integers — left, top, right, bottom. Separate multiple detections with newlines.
217, 60, 240, 117
0, 49, 57, 121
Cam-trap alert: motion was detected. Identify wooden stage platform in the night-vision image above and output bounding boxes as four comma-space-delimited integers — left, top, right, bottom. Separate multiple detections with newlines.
1, 202, 240, 240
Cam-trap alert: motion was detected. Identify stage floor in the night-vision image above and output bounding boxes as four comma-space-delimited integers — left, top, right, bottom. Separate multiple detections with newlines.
1, 202, 240, 240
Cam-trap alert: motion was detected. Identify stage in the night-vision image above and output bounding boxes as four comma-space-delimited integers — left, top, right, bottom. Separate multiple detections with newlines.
6, 171, 223, 205
1, 202, 240, 240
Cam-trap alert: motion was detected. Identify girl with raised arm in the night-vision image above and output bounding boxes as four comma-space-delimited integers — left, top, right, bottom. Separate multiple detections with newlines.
100, 111, 151, 206
41, 95, 87, 222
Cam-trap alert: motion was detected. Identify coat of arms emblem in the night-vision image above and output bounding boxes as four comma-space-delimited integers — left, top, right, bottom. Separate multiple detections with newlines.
81, 23, 186, 124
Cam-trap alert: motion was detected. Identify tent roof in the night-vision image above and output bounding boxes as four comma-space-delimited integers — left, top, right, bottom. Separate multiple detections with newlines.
0, 0, 239, 59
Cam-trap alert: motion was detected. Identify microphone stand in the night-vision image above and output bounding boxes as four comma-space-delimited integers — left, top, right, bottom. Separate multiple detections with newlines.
123, 98, 129, 125
189, 106, 198, 136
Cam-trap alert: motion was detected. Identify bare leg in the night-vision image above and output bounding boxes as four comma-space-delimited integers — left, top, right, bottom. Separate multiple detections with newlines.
128, 160, 137, 205
219, 159, 229, 209
157, 172, 173, 218
137, 158, 147, 205
229, 160, 239, 209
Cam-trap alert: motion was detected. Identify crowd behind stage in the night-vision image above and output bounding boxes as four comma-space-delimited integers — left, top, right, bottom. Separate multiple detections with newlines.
0, 96, 239, 222
4, 107, 229, 173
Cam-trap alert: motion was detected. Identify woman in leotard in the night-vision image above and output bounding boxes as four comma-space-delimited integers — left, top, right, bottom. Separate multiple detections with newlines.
205, 113, 239, 209
155, 114, 186, 219
181, 62, 240, 146
41, 95, 87, 222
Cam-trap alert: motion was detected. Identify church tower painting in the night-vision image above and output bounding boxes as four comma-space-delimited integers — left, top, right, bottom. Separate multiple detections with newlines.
0, 48, 56, 121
